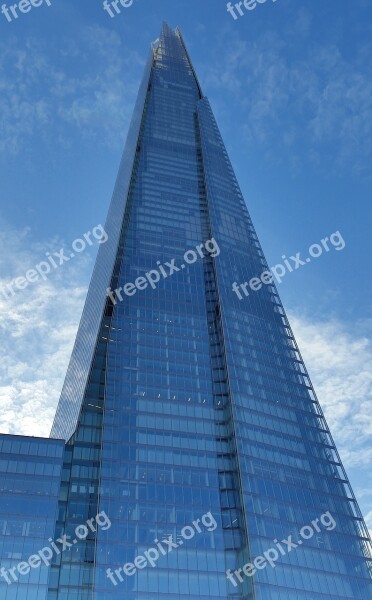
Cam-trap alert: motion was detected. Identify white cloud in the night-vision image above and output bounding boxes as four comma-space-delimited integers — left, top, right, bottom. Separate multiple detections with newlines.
289, 312, 372, 470
289, 312, 372, 531
0, 221, 89, 437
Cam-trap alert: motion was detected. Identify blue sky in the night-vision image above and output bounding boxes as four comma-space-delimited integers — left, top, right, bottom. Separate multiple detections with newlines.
0, 0, 371, 529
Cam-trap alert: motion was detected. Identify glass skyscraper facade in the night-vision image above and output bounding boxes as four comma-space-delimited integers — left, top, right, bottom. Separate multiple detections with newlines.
0, 22, 371, 600
0, 435, 64, 600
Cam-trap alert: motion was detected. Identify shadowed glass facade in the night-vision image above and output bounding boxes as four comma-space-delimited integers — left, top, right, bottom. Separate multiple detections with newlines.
1, 22, 371, 600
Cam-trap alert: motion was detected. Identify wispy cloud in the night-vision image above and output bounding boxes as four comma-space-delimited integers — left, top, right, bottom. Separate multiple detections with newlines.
289, 312, 372, 471
201, 9, 372, 176
0, 221, 89, 437
289, 311, 371, 529
0, 26, 143, 154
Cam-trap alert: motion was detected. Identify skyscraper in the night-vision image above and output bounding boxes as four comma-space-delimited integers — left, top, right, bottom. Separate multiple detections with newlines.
0, 22, 371, 600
